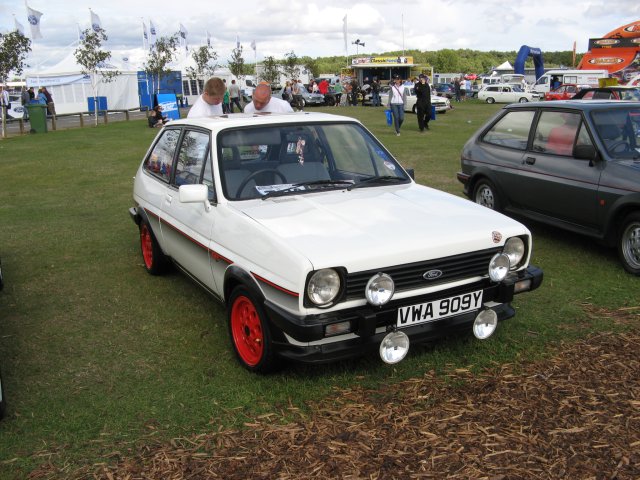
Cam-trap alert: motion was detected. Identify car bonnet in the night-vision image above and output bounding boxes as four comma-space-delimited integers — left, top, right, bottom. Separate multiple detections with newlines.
232, 184, 529, 272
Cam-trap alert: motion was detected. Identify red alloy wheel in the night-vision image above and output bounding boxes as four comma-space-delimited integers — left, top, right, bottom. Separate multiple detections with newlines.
230, 295, 264, 367
140, 224, 154, 270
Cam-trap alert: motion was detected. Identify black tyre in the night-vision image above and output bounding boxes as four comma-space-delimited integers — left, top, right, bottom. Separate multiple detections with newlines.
139, 220, 169, 275
486, 97, 495, 104
228, 286, 279, 373
618, 212, 640, 275
473, 179, 502, 211
518, 97, 529, 103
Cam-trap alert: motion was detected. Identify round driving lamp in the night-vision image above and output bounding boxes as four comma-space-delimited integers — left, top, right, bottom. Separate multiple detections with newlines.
473, 309, 498, 340
503, 237, 525, 269
307, 269, 341, 307
365, 273, 395, 306
379, 330, 410, 364
488, 253, 510, 282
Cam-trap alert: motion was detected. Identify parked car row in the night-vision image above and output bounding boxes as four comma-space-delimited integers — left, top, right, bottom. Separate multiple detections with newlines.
131, 111, 542, 372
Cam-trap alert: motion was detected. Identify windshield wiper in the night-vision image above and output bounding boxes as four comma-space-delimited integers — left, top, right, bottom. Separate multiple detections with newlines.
347, 175, 407, 190
261, 180, 354, 200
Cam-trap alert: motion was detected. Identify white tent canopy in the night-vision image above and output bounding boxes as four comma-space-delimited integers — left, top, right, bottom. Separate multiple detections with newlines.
25, 52, 140, 115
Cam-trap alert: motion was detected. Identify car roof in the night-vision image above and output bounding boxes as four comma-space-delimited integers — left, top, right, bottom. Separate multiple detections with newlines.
503, 99, 640, 111
167, 112, 360, 132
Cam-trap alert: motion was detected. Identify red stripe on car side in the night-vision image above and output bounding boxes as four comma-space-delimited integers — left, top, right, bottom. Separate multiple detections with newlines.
252, 272, 299, 297
144, 208, 233, 264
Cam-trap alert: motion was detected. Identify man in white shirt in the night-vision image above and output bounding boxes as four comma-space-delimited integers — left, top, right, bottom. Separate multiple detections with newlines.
187, 77, 225, 118
244, 83, 294, 114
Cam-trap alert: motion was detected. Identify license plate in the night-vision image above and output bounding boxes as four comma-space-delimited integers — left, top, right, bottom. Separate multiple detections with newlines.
397, 290, 483, 328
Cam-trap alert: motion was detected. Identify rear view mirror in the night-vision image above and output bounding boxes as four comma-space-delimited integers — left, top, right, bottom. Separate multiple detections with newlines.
179, 184, 211, 212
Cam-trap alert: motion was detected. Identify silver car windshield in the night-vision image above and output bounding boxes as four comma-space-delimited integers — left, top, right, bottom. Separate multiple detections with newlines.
218, 122, 410, 200
591, 107, 640, 159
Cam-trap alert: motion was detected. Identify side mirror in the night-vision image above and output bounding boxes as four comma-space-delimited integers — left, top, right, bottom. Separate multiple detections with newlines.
179, 184, 211, 212
574, 144, 600, 163
405, 168, 415, 180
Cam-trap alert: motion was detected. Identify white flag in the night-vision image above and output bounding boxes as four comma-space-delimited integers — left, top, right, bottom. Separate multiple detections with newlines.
90, 10, 101, 33
142, 21, 148, 49
14, 15, 25, 35
250, 40, 256, 52
149, 20, 157, 48
27, 5, 43, 40
77, 24, 85, 41
343, 15, 348, 54
179, 23, 188, 51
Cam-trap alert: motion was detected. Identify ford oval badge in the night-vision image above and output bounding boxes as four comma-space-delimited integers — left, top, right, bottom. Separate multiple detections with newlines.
423, 269, 443, 280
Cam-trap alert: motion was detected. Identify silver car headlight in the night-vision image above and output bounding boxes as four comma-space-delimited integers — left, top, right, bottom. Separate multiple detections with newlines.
365, 273, 395, 306
503, 237, 526, 270
307, 269, 341, 307
488, 253, 510, 282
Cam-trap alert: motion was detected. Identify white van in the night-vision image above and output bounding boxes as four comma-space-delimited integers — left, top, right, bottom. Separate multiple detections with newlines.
532, 69, 609, 94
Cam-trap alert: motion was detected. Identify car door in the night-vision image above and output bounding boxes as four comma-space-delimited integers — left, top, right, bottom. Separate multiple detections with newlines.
160, 128, 219, 293
523, 110, 602, 229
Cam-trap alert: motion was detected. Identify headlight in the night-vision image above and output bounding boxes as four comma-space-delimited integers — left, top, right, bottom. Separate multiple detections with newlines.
503, 237, 526, 269
307, 269, 341, 307
488, 253, 510, 282
365, 273, 395, 306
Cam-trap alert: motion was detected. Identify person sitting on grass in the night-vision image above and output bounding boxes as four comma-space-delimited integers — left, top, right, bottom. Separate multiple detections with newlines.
148, 105, 168, 128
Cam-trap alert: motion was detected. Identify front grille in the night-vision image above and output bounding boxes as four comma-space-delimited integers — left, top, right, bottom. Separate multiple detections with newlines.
344, 247, 501, 300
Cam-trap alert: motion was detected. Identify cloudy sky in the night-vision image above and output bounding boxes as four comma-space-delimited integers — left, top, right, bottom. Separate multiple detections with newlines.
1, 0, 638, 72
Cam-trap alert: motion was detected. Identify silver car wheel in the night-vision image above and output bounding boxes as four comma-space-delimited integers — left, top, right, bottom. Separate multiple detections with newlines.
620, 215, 640, 274
474, 182, 497, 210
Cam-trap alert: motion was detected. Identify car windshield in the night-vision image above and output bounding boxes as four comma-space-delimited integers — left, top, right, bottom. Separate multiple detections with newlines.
218, 122, 411, 200
591, 107, 640, 159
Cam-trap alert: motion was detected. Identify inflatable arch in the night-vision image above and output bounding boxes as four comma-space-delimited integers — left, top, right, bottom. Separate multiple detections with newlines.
514, 46, 545, 81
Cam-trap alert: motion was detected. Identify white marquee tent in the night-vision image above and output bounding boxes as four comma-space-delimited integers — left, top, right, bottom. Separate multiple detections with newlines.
25, 52, 140, 115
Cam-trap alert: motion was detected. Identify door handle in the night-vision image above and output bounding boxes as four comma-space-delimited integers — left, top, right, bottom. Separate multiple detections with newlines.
524, 156, 536, 165
165, 194, 173, 204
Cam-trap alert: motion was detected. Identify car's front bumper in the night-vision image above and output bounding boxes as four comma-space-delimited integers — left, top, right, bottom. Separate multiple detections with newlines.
264, 265, 543, 363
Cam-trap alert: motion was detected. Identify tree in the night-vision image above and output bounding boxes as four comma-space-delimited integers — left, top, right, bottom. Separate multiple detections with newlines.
144, 35, 179, 99
0, 30, 31, 83
301, 56, 319, 79
260, 56, 280, 86
228, 45, 245, 80
74, 27, 119, 126
185, 45, 218, 80
282, 51, 300, 80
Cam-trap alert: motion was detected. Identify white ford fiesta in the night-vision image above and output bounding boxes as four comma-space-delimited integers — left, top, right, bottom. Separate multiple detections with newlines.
130, 112, 543, 372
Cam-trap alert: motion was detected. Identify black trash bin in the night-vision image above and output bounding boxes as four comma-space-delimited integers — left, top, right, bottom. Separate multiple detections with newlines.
27, 104, 48, 133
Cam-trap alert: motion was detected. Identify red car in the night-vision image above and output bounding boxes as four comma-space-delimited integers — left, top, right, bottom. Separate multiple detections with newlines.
544, 84, 584, 101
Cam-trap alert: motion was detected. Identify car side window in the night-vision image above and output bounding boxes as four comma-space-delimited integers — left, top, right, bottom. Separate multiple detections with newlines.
143, 128, 180, 182
532, 111, 582, 156
482, 110, 535, 150
174, 130, 210, 187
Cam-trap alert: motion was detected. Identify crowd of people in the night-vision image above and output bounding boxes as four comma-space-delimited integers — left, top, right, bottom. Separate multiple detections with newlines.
182, 74, 442, 137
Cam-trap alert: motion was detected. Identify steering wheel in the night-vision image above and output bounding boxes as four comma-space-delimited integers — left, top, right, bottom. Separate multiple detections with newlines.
236, 169, 288, 198
608, 140, 632, 153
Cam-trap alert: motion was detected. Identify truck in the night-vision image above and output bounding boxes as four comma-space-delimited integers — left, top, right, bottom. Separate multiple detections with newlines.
532, 69, 609, 95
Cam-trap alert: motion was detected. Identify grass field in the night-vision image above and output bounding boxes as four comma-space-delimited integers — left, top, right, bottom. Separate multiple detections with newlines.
0, 102, 637, 478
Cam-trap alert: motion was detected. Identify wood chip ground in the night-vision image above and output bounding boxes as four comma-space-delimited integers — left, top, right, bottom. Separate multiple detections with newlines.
32, 306, 640, 479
